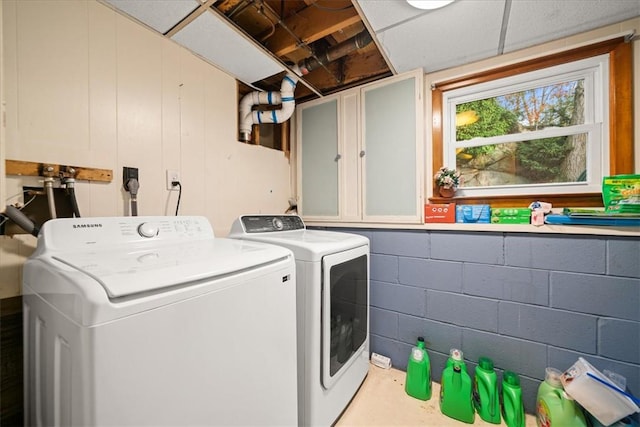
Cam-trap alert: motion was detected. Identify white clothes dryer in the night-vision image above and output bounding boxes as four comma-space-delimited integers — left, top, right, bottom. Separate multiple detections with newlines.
229, 215, 370, 427
23, 216, 298, 427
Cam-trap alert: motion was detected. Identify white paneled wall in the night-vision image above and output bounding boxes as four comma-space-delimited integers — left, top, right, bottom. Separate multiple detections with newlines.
0, 0, 292, 298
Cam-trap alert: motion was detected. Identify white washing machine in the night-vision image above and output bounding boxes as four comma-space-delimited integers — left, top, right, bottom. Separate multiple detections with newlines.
229, 215, 370, 427
23, 216, 298, 426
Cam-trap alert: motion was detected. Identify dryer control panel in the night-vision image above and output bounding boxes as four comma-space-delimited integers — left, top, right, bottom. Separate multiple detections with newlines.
239, 215, 305, 233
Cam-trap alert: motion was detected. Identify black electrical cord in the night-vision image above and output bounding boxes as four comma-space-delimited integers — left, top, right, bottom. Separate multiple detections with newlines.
172, 181, 182, 216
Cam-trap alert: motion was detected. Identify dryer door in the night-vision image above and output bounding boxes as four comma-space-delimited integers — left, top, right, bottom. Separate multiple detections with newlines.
321, 244, 369, 390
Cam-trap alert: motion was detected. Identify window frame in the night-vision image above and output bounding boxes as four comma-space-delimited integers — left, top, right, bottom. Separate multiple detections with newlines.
431, 37, 633, 207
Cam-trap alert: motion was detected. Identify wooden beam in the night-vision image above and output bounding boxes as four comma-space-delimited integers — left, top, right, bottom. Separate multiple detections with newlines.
609, 41, 633, 175
262, 1, 361, 57
298, 49, 390, 93
6, 160, 113, 182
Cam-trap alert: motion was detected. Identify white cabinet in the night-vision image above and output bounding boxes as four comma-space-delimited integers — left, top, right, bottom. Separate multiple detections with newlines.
296, 70, 423, 223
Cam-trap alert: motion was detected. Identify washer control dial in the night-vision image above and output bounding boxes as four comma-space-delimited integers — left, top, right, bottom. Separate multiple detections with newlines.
138, 222, 160, 238
272, 218, 284, 231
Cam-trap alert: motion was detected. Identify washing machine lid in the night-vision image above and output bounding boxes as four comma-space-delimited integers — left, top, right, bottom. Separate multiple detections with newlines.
36, 216, 291, 298
52, 239, 287, 298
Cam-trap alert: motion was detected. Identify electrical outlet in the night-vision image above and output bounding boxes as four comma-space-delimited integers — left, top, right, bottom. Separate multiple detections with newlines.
166, 170, 180, 191
123, 167, 139, 191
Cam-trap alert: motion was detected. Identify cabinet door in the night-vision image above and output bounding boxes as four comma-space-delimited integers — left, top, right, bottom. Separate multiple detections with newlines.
297, 97, 340, 218
361, 71, 423, 222
339, 92, 361, 222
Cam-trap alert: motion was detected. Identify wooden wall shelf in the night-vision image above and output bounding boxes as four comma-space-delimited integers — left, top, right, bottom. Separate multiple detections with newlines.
5, 160, 112, 182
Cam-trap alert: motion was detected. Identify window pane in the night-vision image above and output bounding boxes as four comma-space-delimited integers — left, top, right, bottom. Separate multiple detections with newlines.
456, 79, 584, 141
457, 134, 588, 187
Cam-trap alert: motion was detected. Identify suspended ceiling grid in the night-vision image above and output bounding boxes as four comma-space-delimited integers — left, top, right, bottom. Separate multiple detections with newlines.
101, 0, 639, 101
356, 0, 640, 74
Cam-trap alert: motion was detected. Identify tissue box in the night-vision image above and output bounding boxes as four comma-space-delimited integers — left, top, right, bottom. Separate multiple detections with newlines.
425, 203, 456, 223
456, 205, 490, 223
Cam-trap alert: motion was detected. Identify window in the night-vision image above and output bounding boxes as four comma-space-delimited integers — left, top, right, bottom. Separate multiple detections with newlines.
444, 55, 607, 197
431, 38, 633, 207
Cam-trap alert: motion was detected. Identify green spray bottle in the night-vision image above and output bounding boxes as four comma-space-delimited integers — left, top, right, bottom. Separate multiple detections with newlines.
502, 371, 525, 427
473, 357, 501, 424
405, 337, 432, 400
536, 367, 587, 427
440, 348, 475, 423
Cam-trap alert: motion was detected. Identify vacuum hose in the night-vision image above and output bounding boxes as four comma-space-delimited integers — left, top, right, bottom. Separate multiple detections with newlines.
4, 205, 40, 237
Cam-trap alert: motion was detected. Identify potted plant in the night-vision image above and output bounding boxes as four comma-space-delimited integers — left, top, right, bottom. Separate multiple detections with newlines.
434, 166, 461, 198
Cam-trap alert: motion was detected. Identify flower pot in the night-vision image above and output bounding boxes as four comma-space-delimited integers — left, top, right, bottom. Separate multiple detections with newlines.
439, 186, 456, 198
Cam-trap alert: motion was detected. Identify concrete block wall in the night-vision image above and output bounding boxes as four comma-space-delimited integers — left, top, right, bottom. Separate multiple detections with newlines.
320, 227, 640, 414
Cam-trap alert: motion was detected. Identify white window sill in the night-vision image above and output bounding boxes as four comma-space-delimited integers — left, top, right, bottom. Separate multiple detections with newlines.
305, 221, 640, 237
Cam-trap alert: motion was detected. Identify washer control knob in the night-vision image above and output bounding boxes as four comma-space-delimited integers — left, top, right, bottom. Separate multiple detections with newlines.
272, 218, 284, 231
138, 222, 159, 238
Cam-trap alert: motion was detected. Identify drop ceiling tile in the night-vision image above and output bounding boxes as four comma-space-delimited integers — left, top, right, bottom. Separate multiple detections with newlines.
103, 0, 199, 34
376, 0, 506, 73
504, 0, 640, 53
355, 0, 429, 32
171, 11, 285, 85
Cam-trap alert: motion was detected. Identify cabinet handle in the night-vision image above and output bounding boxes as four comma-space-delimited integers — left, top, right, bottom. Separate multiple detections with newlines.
360, 150, 365, 157
334, 154, 342, 162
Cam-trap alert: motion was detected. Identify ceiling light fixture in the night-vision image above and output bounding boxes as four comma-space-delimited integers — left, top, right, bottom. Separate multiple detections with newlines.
407, 0, 455, 10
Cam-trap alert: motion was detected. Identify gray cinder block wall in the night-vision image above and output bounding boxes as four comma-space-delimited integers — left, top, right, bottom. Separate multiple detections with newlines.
319, 227, 640, 414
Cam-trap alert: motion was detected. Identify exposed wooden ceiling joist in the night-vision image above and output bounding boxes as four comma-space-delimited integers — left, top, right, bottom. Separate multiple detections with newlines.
261, 1, 361, 58
215, 0, 391, 101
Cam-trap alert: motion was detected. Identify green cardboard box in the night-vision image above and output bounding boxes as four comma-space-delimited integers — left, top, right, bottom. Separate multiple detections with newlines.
602, 174, 640, 213
490, 215, 531, 224
491, 207, 531, 217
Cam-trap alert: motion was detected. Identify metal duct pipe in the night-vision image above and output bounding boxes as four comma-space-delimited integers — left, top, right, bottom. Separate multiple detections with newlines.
299, 30, 373, 75
239, 65, 301, 142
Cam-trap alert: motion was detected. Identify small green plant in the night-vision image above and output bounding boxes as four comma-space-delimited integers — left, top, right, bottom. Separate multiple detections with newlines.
434, 167, 461, 189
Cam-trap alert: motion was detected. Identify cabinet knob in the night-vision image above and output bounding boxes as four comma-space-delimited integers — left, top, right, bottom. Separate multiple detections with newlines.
360, 150, 366, 157
334, 154, 342, 161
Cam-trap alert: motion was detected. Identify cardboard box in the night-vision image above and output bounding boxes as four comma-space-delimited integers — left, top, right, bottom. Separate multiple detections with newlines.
490, 215, 530, 224
456, 205, 491, 223
531, 210, 545, 226
491, 207, 531, 217
602, 174, 640, 213
425, 203, 456, 223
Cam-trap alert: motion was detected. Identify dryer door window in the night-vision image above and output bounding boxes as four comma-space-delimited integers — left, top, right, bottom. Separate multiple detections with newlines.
321, 245, 369, 390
